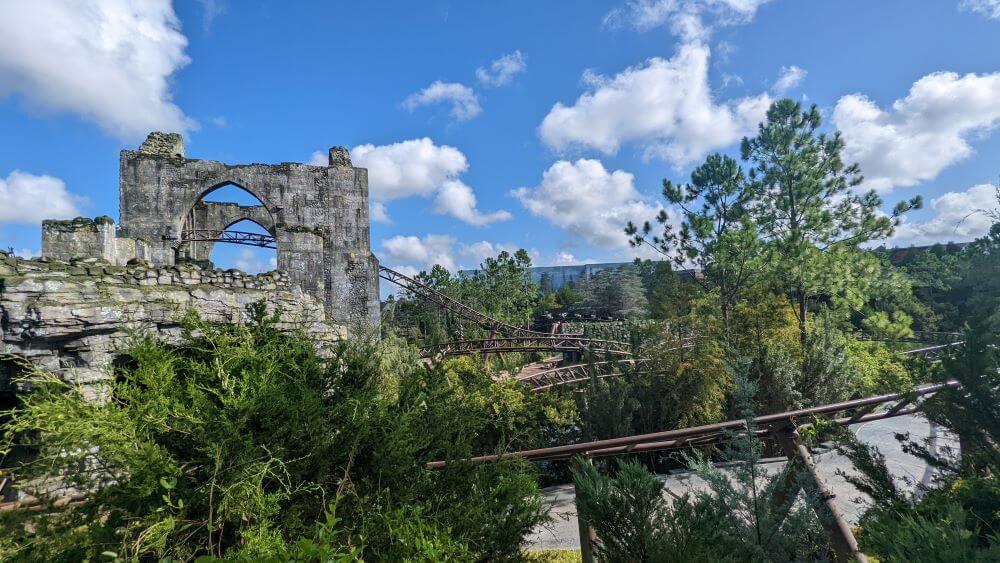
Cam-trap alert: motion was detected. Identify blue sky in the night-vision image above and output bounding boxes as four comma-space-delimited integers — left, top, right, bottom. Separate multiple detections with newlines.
2, 1, 1000, 277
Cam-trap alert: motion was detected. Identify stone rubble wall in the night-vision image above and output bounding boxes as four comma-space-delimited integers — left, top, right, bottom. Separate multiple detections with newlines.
41, 217, 150, 266
0, 252, 344, 398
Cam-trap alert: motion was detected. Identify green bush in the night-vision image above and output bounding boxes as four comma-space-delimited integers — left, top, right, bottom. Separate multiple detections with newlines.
573, 377, 832, 562
859, 494, 1000, 562
846, 341, 913, 396
0, 304, 547, 561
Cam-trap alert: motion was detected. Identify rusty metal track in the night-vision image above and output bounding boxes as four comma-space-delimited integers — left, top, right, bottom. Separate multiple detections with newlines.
378, 266, 549, 337
901, 341, 964, 358
428, 380, 959, 467
519, 359, 646, 391
425, 336, 634, 359
854, 330, 962, 344
180, 229, 277, 249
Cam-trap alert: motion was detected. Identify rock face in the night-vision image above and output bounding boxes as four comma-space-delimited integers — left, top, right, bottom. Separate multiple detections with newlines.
0, 252, 344, 396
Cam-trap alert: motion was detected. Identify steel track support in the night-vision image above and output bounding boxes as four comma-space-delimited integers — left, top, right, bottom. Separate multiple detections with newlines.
572, 456, 598, 563
774, 426, 866, 562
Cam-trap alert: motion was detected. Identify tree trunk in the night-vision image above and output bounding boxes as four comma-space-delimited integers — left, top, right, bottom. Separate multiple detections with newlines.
797, 282, 807, 346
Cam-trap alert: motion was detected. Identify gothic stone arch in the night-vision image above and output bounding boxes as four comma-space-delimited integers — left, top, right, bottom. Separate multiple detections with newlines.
118, 132, 379, 327
177, 195, 277, 264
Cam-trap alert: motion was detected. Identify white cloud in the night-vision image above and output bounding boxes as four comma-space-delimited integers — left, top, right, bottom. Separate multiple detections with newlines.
196, 0, 226, 32
0, 170, 87, 224
834, 71, 1000, 192
402, 80, 482, 121
382, 234, 459, 272
370, 201, 392, 224
233, 247, 276, 274
459, 241, 537, 266
512, 159, 664, 248
605, 0, 771, 40
476, 51, 527, 86
772, 65, 806, 94
962, 0, 1000, 19
14, 248, 38, 259
343, 138, 509, 226
434, 180, 512, 226
538, 42, 772, 167
0, 0, 195, 139
380, 235, 535, 274
551, 251, 599, 266
350, 138, 467, 200
888, 183, 998, 246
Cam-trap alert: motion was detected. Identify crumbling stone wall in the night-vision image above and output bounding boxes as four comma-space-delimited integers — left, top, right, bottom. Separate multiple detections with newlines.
116, 133, 380, 328
42, 216, 150, 265
0, 253, 343, 398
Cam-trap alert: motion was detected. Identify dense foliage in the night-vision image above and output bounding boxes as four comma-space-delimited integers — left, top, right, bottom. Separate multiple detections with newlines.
0, 305, 565, 561
573, 378, 830, 562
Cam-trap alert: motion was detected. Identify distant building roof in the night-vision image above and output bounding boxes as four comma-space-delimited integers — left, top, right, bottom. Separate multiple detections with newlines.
459, 260, 699, 291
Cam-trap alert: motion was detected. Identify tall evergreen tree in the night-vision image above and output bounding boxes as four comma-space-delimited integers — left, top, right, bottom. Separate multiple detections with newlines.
740, 99, 921, 343
628, 153, 760, 334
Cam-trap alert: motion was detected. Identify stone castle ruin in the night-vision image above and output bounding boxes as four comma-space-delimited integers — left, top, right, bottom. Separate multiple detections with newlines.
1, 132, 380, 398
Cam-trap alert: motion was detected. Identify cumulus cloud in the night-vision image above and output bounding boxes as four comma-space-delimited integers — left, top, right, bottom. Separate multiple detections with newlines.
834, 71, 1000, 192
232, 248, 277, 274
0, 170, 87, 224
349, 138, 467, 200
370, 201, 392, 224
334, 138, 509, 226
14, 248, 38, 259
605, 0, 772, 40
512, 159, 664, 248
434, 180, 512, 226
888, 183, 998, 246
476, 51, 527, 86
381, 234, 459, 272
0, 0, 195, 139
962, 0, 1000, 19
538, 42, 771, 167
772, 65, 806, 94
380, 235, 535, 275
402, 81, 482, 121
459, 241, 538, 266
551, 251, 598, 266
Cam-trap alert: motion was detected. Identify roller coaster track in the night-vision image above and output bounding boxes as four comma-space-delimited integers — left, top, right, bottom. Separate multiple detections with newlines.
428, 379, 960, 466
425, 378, 962, 561
378, 266, 549, 338
423, 336, 633, 359
518, 338, 963, 393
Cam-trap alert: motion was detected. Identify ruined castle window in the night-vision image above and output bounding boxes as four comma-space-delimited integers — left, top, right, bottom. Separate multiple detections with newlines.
201, 183, 264, 206
180, 183, 277, 274
211, 219, 277, 274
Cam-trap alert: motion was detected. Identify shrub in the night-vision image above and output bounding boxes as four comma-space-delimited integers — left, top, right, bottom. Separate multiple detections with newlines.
0, 304, 547, 561
573, 377, 832, 562
846, 341, 913, 396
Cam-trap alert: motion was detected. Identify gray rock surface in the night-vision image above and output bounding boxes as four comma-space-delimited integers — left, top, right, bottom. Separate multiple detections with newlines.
0, 252, 343, 398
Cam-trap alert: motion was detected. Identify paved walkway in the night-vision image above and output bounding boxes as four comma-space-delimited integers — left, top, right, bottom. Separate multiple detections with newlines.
527, 414, 954, 551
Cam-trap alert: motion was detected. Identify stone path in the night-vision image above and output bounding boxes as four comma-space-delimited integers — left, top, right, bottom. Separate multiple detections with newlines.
527, 414, 953, 551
